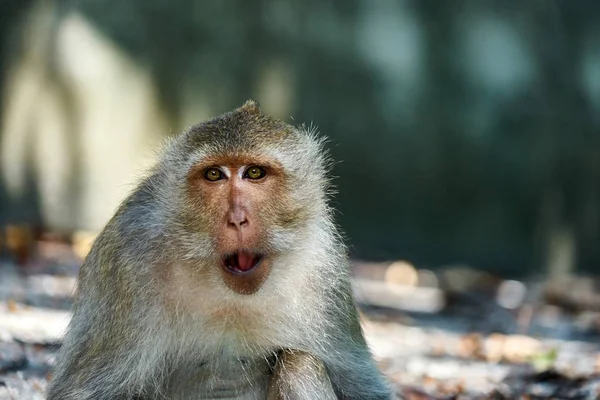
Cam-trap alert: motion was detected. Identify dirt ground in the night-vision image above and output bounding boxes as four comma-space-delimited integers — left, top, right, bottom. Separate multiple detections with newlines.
2, 240, 600, 399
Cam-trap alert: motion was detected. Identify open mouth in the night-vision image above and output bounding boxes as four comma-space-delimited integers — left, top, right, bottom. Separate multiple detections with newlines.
222, 251, 263, 274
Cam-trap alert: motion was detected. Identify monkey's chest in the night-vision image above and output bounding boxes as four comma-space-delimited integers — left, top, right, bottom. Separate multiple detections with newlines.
166, 355, 272, 399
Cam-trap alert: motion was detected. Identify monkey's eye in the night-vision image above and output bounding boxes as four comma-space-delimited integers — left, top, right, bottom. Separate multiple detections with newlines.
204, 167, 225, 181
244, 166, 266, 180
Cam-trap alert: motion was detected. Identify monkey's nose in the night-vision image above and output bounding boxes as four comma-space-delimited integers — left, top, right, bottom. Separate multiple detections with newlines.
227, 210, 248, 230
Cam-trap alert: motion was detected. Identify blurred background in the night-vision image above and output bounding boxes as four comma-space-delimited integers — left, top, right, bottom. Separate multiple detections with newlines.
2, 0, 600, 278
2, 1, 600, 397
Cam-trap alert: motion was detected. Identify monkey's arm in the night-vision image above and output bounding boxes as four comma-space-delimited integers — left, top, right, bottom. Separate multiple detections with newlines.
275, 344, 393, 400
46, 228, 156, 400
323, 345, 393, 400
316, 281, 395, 400
267, 350, 337, 400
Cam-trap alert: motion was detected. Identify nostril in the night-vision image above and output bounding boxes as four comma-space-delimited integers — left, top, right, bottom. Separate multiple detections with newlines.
228, 219, 248, 229
227, 210, 248, 229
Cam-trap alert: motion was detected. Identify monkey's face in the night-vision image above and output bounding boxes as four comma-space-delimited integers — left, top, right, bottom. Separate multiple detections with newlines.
175, 100, 329, 295
186, 153, 302, 295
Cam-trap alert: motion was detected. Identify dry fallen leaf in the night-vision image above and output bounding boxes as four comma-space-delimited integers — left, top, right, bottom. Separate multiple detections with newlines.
484, 333, 507, 363
502, 335, 541, 363
7, 298, 18, 313
458, 332, 483, 359
72, 230, 98, 260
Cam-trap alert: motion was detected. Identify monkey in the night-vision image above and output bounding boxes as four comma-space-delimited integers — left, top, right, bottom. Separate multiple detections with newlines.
46, 100, 393, 400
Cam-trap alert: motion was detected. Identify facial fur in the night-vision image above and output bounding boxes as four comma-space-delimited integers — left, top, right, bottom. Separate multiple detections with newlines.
160, 100, 333, 295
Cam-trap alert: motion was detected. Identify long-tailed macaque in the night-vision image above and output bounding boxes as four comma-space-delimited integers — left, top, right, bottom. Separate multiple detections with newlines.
47, 100, 393, 400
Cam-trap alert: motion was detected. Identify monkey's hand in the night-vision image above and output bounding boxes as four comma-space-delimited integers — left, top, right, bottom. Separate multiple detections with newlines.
267, 350, 337, 400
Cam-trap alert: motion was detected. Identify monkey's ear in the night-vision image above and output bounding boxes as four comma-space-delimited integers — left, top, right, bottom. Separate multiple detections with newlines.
239, 99, 261, 115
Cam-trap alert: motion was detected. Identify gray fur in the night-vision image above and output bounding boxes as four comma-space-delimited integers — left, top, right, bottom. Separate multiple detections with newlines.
46, 100, 393, 400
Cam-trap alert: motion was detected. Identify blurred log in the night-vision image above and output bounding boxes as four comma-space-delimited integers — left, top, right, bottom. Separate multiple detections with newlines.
352, 278, 446, 313
544, 276, 600, 312
0, 301, 69, 344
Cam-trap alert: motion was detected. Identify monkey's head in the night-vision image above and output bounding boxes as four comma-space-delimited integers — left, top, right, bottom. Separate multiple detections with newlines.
161, 100, 332, 295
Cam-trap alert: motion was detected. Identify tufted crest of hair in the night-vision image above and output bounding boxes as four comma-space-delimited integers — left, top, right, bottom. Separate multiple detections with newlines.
46, 100, 392, 400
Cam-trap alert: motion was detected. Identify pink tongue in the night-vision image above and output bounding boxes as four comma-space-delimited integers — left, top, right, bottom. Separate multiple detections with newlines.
237, 252, 255, 271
